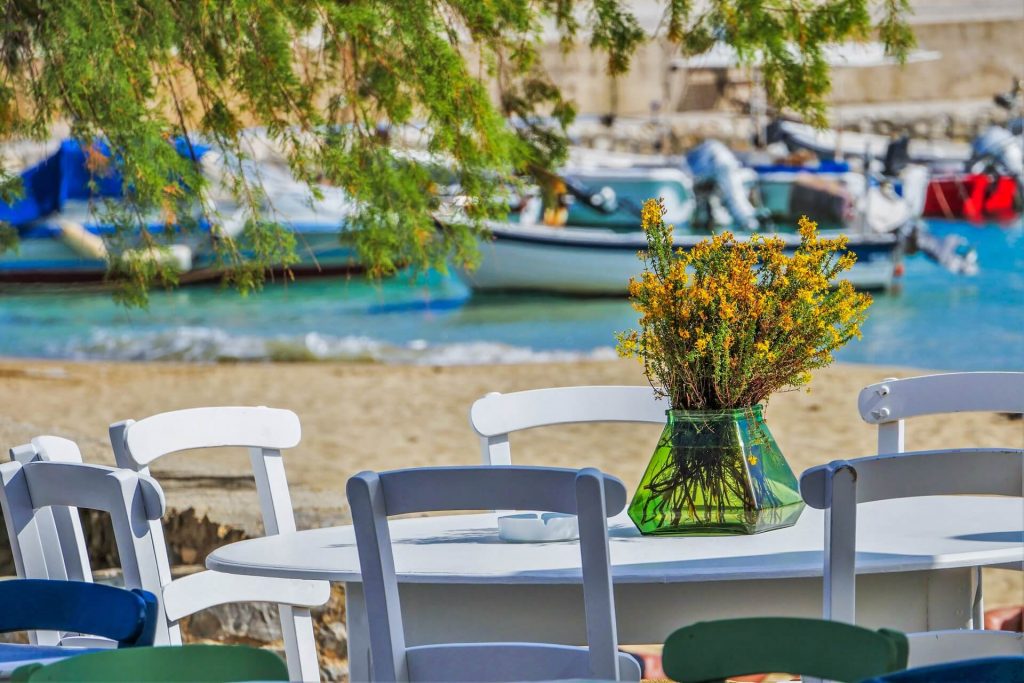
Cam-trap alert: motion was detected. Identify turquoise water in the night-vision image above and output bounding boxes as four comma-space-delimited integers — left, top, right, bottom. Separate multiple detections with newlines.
0, 220, 1020, 370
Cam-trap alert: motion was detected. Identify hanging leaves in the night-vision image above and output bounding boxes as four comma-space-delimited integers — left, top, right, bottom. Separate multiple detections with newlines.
0, 1, 911, 305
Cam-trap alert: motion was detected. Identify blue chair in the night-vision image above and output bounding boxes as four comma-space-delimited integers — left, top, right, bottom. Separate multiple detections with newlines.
0, 579, 158, 671
860, 655, 1024, 682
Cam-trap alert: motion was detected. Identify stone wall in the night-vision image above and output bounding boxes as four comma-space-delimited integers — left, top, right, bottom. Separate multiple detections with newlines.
566, 98, 1015, 156
830, 21, 1024, 105
542, 20, 1024, 117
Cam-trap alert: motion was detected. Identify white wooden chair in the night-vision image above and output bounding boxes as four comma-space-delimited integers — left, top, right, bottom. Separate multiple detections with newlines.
106, 406, 330, 682
346, 465, 642, 682
0, 458, 329, 679
800, 448, 1024, 667
469, 386, 666, 466
858, 372, 1024, 454
7, 437, 96, 647
858, 371, 1024, 627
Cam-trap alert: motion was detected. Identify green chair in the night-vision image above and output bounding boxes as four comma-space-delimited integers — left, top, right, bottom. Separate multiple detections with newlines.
11, 644, 289, 682
662, 617, 908, 683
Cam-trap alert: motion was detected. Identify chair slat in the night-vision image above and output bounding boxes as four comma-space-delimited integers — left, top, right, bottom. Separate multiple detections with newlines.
20, 462, 165, 520
161, 571, 330, 622
859, 372, 1024, 424
115, 407, 301, 468
801, 448, 1024, 509
470, 386, 666, 437
376, 466, 626, 517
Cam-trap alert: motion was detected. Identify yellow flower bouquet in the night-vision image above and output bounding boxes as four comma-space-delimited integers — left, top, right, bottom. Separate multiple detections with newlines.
618, 199, 871, 535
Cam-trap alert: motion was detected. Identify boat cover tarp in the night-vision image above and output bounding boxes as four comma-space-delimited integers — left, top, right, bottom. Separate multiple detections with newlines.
1, 138, 208, 227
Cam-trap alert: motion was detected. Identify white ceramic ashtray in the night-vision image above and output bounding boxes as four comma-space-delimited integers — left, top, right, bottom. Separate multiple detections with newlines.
497, 512, 579, 543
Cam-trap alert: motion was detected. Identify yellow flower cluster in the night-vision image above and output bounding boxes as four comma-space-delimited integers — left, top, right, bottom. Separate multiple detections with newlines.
616, 200, 872, 410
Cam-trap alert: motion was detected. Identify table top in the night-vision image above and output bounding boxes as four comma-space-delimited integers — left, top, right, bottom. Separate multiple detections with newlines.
207, 496, 1024, 585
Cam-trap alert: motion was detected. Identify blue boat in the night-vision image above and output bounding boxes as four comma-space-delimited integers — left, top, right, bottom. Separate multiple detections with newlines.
0, 139, 361, 283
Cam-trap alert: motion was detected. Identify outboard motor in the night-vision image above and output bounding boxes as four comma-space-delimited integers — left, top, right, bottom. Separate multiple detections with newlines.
765, 118, 836, 160
969, 125, 1024, 199
909, 221, 979, 277
882, 136, 910, 178
560, 176, 631, 216
686, 140, 759, 231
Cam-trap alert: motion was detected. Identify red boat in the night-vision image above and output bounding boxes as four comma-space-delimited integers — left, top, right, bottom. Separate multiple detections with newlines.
924, 174, 1020, 222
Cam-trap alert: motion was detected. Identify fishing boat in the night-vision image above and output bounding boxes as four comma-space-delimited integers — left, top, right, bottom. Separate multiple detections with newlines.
462, 220, 901, 294
923, 173, 1020, 222
1, 219, 360, 285
461, 137, 969, 295
0, 138, 361, 284
768, 116, 1023, 223
923, 123, 1023, 222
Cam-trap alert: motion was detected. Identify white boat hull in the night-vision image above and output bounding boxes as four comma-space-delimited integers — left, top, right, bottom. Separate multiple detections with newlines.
461, 223, 900, 295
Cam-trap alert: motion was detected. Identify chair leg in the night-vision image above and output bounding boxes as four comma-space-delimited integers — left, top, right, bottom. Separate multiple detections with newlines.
972, 566, 985, 630
281, 605, 321, 682
345, 583, 372, 683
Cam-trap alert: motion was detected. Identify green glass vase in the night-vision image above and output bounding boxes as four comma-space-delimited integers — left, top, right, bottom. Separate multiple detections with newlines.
628, 405, 804, 535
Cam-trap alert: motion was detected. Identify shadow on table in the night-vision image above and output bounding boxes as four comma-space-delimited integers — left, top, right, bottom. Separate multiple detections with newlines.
951, 531, 1024, 544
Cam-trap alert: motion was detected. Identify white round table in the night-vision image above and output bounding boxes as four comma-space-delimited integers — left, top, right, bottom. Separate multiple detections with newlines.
207, 497, 1023, 682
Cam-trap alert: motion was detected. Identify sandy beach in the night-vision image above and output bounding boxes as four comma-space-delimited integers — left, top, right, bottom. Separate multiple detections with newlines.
0, 357, 1020, 607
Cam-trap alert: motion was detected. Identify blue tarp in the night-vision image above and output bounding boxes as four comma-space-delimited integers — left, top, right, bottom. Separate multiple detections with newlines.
753, 160, 852, 174
0, 138, 209, 227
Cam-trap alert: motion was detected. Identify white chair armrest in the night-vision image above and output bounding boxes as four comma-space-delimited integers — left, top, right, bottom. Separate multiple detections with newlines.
162, 570, 330, 622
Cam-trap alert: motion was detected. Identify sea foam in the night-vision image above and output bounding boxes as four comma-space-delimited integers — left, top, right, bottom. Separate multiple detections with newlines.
55, 326, 618, 365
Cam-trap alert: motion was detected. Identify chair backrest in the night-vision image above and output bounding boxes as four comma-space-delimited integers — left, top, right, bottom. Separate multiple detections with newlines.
800, 448, 1024, 623
662, 617, 908, 683
8, 438, 93, 622
858, 372, 1024, 453
11, 643, 289, 682
109, 407, 301, 537
8, 438, 127, 647
469, 386, 666, 465
0, 579, 158, 648
347, 465, 628, 682
0, 460, 173, 635
4, 443, 328, 681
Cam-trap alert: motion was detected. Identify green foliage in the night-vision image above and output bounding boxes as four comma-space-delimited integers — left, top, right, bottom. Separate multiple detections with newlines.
0, 1, 912, 305
674, 0, 915, 128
